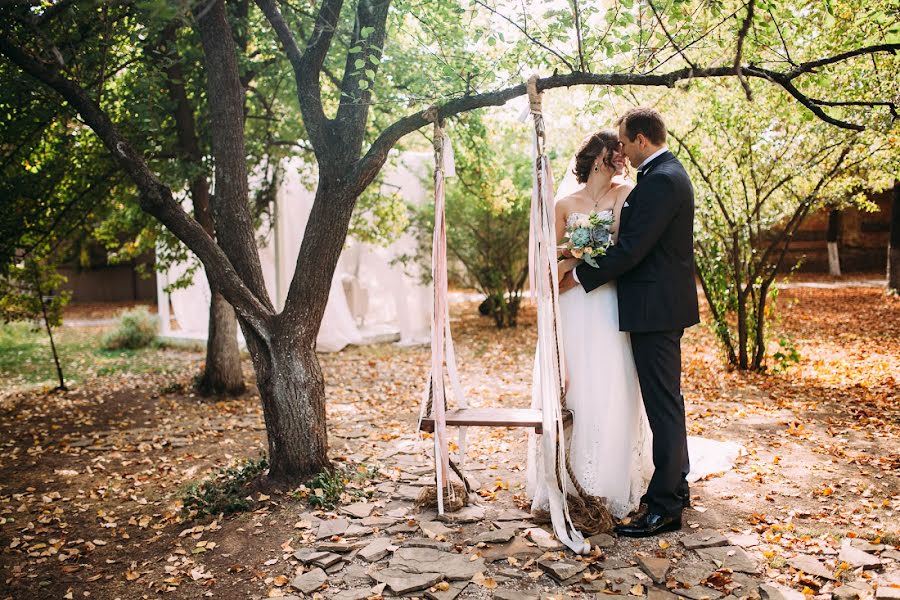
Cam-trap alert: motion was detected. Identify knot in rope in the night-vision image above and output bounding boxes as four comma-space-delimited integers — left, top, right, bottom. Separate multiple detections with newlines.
527, 75, 543, 115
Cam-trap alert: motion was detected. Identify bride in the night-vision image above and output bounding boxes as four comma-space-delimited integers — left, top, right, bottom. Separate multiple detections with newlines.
527, 129, 653, 521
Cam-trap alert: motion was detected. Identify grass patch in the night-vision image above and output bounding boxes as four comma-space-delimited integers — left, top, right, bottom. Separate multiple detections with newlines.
0, 321, 195, 390
182, 456, 269, 518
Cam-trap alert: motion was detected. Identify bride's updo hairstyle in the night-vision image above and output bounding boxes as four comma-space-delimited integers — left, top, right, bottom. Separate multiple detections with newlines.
573, 129, 619, 184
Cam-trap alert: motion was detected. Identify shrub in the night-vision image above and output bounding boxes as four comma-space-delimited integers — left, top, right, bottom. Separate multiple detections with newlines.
182, 456, 269, 517
102, 306, 157, 350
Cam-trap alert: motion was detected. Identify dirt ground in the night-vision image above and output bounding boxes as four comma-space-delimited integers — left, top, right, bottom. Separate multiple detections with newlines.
1, 280, 897, 600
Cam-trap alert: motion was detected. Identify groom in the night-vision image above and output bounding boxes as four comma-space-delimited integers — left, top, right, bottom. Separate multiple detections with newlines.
559, 107, 700, 537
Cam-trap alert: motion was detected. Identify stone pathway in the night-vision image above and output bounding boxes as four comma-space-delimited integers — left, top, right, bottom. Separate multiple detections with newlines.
268, 428, 900, 600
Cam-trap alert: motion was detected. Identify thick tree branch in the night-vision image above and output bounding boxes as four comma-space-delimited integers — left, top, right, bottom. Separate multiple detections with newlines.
0, 33, 274, 336
335, 0, 391, 157
353, 48, 897, 196
254, 0, 339, 154
787, 43, 899, 79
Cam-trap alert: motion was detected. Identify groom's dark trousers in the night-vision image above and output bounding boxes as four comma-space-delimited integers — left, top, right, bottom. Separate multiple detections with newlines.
574, 150, 700, 518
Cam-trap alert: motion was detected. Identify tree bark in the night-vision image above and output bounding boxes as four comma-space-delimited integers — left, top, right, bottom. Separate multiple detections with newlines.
250, 328, 330, 481
889, 181, 900, 293
160, 23, 244, 396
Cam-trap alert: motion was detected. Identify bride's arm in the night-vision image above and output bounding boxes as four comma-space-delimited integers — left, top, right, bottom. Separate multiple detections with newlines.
555, 199, 571, 258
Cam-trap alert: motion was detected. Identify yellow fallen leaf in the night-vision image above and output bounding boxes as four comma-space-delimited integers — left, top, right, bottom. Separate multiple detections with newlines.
273, 575, 289, 587
630, 584, 645, 596
659, 540, 670, 549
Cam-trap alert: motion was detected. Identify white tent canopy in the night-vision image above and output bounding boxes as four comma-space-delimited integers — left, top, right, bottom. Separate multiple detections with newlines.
156, 151, 433, 351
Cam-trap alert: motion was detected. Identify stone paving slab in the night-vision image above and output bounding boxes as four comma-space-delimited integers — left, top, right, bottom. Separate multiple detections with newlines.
389, 547, 485, 581
695, 546, 760, 574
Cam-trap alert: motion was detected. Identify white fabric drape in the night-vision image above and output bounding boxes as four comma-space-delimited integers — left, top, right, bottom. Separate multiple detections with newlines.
157, 155, 432, 351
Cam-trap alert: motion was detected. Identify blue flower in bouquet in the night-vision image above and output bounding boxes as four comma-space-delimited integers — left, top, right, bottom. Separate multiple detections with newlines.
590, 226, 611, 247
570, 227, 592, 248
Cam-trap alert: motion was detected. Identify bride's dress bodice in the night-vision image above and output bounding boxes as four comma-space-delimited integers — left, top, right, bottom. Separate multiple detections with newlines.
565, 209, 613, 228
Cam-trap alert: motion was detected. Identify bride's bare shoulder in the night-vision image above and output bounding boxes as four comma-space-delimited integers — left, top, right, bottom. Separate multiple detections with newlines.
556, 192, 584, 209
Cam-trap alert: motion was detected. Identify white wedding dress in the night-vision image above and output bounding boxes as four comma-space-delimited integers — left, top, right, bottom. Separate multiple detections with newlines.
526, 211, 653, 519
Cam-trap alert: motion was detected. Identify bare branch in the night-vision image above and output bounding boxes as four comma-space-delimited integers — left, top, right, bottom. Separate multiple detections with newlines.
571, 0, 585, 72
472, 0, 576, 72
767, 7, 796, 67
647, 0, 696, 70
734, 0, 755, 100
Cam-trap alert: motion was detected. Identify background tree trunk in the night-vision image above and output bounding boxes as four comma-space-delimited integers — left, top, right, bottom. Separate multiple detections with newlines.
827, 209, 842, 276
197, 292, 245, 395
160, 23, 244, 395
888, 181, 900, 293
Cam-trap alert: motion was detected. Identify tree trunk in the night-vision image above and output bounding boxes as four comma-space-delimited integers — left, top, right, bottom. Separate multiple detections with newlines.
34, 277, 66, 391
247, 327, 330, 481
889, 181, 900, 293
751, 278, 773, 371
196, 291, 245, 395
159, 23, 244, 395
827, 209, 841, 276
198, 0, 327, 480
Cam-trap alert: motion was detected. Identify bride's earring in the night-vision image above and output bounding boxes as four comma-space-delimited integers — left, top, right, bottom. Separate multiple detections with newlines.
593, 163, 600, 172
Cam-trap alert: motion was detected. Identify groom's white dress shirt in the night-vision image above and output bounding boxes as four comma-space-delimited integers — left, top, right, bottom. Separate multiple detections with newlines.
571, 146, 669, 284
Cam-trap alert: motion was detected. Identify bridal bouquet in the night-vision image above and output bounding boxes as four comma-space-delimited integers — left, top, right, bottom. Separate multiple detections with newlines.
559, 211, 614, 268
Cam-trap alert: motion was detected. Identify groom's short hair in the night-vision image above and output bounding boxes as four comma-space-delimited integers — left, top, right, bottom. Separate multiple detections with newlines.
617, 107, 667, 145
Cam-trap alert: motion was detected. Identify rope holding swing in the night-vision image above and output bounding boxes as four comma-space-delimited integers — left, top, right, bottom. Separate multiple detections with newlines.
417, 112, 472, 514
527, 75, 613, 544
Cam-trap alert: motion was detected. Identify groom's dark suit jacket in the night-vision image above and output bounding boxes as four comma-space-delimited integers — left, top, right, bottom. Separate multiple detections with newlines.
574, 150, 700, 332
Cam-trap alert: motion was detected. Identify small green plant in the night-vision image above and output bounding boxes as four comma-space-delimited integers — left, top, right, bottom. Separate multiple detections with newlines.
182, 456, 269, 517
296, 463, 379, 509
772, 334, 801, 373
102, 306, 158, 350
305, 468, 348, 509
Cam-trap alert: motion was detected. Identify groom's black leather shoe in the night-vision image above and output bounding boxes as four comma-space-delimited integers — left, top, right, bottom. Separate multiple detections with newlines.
614, 512, 682, 538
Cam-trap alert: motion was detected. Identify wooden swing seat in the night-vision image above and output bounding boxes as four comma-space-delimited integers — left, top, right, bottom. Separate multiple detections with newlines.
419, 407, 572, 435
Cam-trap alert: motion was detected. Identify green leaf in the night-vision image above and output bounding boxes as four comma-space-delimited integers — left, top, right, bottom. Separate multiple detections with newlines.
348, 46, 363, 53
360, 26, 375, 39
368, 54, 380, 65
364, 68, 375, 79
354, 59, 365, 69
358, 79, 369, 90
